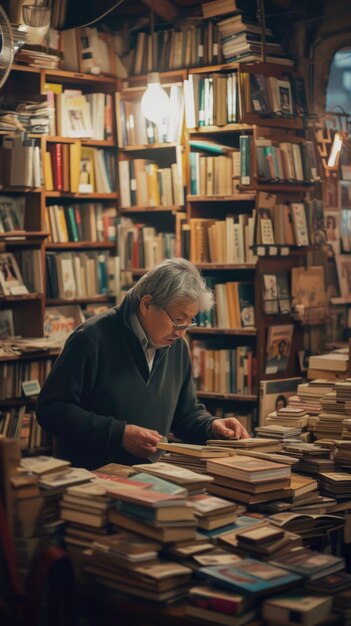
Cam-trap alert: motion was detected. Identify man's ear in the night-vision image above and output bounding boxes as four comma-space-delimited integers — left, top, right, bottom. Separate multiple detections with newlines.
139, 294, 152, 317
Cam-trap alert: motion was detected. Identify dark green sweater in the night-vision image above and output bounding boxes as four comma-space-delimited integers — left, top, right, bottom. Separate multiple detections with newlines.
36, 296, 215, 469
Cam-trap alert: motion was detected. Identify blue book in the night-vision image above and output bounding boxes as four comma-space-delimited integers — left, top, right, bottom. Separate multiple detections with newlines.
198, 515, 259, 539
197, 559, 302, 596
132, 472, 187, 496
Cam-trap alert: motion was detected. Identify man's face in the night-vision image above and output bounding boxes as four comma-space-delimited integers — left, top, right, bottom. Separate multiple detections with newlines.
138, 296, 198, 348
278, 341, 286, 355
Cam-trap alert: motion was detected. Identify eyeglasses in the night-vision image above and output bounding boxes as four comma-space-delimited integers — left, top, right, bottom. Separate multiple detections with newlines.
164, 308, 197, 331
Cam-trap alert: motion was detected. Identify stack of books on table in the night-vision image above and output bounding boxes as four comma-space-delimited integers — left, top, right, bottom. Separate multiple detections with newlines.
132, 461, 214, 495
280, 442, 336, 475
265, 406, 310, 432
254, 474, 321, 515
330, 440, 351, 469
83, 533, 192, 603
107, 483, 197, 544
234, 522, 302, 562
262, 592, 334, 626
254, 424, 302, 442
186, 584, 257, 626
206, 455, 291, 505
297, 380, 336, 413
156, 442, 235, 474
314, 411, 346, 441
308, 349, 349, 381
269, 546, 345, 582
319, 472, 351, 499
342, 417, 351, 439
188, 493, 243, 531
206, 437, 283, 453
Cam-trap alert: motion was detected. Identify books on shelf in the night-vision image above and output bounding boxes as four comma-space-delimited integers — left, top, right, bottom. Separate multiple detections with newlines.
44, 305, 85, 342
45, 203, 117, 243
118, 157, 184, 208
45, 251, 117, 299
190, 341, 255, 394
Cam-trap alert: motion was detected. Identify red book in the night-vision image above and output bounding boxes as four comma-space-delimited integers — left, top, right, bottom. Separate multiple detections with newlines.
47, 143, 63, 191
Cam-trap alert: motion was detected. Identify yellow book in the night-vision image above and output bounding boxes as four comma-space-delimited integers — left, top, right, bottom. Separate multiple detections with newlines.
79, 147, 95, 193
56, 205, 69, 242
44, 82, 63, 95
70, 142, 81, 193
44, 152, 54, 191
146, 163, 160, 207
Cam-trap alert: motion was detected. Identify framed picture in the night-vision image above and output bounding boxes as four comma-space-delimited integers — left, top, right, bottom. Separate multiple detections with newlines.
0, 253, 28, 296
0, 196, 25, 232
325, 209, 340, 255
63, 95, 92, 138
324, 173, 340, 209
335, 254, 351, 297
276, 80, 293, 115
78, 148, 95, 193
265, 324, 293, 375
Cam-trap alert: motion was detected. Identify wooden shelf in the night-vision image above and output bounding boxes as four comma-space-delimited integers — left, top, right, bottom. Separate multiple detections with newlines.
331, 296, 351, 305
46, 241, 116, 250
45, 192, 118, 199
0, 349, 60, 363
46, 296, 113, 305
187, 194, 255, 202
120, 206, 182, 213
189, 327, 257, 336
197, 391, 257, 401
120, 268, 146, 276
120, 143, 179, 151
0, 185, 42, 193
240, 183, 315, 192
241, 112, 303, 129
197, 263, 256, 270
0, 231, 48, 242
45, 136, 115, 147
12, 64, 117, 85
0, 293, 42, 302
188, 123, 252, 134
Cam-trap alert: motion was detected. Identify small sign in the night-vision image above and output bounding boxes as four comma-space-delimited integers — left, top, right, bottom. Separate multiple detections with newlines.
22, 379, 41, 397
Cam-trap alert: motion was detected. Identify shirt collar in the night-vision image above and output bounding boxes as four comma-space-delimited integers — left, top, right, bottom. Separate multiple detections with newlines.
130, 312, 149, 350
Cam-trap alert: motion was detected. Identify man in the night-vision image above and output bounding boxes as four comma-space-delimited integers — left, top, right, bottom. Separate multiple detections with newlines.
267, 339, 289, 373
37, 259, 249, 470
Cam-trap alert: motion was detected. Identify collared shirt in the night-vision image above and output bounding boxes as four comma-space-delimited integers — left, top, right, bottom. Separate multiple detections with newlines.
130, 312, 156, 373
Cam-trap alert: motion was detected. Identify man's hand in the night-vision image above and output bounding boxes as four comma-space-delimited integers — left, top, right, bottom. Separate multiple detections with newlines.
210, 417, 250, 440
122, 424, 162, 458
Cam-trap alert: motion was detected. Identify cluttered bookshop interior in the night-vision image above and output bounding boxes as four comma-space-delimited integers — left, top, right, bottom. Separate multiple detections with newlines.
4, 0, 351, 624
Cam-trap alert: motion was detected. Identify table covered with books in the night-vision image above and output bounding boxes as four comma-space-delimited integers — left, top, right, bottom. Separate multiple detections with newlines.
3, 419, 351, 626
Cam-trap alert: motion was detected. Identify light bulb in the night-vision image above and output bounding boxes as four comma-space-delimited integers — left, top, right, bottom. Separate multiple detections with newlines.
141, 73, 170, 124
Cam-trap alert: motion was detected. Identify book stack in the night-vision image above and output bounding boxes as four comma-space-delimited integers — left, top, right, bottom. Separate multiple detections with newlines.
333, 589, 351, 624
197, 558, 302, 598
319, 471, 351, 499
206, 455, 292, 505
107, 483, 197, 543
342, 417, 351, 439
265, 406, 309, 432
308, 349, 349, 381
263, 592, 334, 626
186, 584, 257, 626
188, 493, 242, 531
235, 523, 302, 562
297, 380, 336, 413
314, 411, 345, 441
280, 442, 336, 476
254, 424, 302, 442
132, 461, 214, 494
335, 380, 351, 410
269, 547, 345, 581
84, 538, 192, 603
207, 437, 283, 453
254, 474, 324, 515
156, 442, 235, 474
217, 13, 293, 66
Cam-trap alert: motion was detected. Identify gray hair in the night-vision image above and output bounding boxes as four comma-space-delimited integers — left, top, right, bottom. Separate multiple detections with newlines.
129, 258, 214, 312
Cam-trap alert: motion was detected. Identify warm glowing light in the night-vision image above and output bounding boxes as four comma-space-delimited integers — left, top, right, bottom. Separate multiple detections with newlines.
141, 73, 170, 124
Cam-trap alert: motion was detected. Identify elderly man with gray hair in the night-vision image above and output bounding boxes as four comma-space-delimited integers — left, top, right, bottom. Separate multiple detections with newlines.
37, 258, 249, 470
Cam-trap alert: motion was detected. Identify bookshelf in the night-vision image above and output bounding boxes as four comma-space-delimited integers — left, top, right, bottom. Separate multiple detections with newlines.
181, 60, 319, 429
0, 63, 121, 452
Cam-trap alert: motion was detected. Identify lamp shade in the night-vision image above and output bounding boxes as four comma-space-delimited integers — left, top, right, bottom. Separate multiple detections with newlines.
141, 72, 170, 124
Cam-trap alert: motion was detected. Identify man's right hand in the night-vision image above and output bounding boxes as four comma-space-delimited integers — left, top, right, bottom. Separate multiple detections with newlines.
122, 424, 162, 458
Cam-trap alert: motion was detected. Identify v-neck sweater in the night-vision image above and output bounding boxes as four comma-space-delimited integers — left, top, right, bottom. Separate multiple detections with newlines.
36, 295, 215, 469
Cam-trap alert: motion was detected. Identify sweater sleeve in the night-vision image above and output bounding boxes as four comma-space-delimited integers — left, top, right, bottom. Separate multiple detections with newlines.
36, 330, 126, 469
171, 342, 216, 444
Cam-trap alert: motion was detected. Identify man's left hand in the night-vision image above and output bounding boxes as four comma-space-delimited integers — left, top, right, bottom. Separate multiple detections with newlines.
210, 417, 250, 440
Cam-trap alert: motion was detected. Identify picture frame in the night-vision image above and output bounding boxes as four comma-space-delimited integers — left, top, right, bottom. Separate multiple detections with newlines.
0, 253, 28, 296
265, 324, 293, 375
335, 254, 351, 298
276, 80, 293, 116
78, 147, 95, 193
